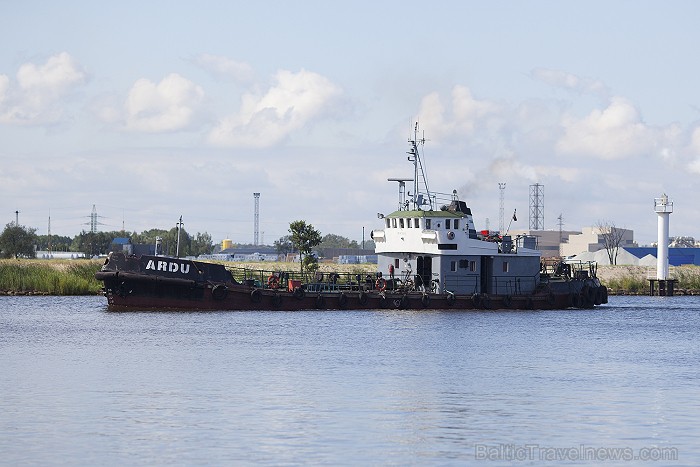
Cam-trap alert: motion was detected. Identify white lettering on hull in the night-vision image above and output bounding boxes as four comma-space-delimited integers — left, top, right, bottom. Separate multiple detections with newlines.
145, 259, 191, 275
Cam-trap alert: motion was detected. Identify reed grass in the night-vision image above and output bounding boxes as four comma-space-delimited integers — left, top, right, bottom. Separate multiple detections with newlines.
599, 264, 700, 294
0, 259, 103, 295
603, 275, 648, 294
670, 265, 700, 290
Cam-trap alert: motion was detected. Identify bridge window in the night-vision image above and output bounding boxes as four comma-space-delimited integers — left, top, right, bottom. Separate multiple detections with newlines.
503, 261, 509, 273
446, 219, 451, 229
399, 218, 404, 229
454, 219, 460, 229
385, 219, 390, 229
426, 219, 431, 229
415, 219, 420, 228
470, 261, 476, 272
391, 218, 397, 228
450, 261, 457, 272
406, 218, 411, 228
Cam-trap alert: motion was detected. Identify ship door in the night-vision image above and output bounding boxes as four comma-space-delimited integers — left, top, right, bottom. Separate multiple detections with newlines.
416, 256, 432, 292
480, 256, 493, 294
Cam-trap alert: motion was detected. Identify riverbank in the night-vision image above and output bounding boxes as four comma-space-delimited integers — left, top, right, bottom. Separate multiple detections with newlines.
3, 259, 700, 296
597, 264, 700, 295
0, 259, 104, 295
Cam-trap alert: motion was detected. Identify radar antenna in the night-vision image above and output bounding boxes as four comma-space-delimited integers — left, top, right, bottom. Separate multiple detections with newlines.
407, 122, 433, 210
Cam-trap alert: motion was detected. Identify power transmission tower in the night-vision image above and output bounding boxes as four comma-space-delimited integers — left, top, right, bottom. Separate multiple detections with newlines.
87, 204, 108, 233
91, 205, 97, 232
253, 193, 260, 246
498, 182, 506, 233
529, 183, 544, 230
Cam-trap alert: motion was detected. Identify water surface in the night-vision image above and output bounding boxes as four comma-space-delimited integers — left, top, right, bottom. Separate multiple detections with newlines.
0, 296, 697, 465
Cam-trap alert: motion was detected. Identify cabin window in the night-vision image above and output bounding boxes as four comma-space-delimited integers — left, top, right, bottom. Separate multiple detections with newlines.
426, 219, 432, 229
399, 218, 404, 229
394, 258, 400, 269
391, 218, 397, 228
503, 261, 509, 273
454, 219, 460, 229
470, 261, 476, 272
459, 259, 469, 269
450, 261, 457, 272
385, 219, 390, 229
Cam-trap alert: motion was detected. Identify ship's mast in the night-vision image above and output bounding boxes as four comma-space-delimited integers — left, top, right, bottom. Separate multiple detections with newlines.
407, 122, 433, 210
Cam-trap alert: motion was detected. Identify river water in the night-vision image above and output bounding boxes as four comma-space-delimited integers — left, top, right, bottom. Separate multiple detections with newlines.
0, 295, 697, 466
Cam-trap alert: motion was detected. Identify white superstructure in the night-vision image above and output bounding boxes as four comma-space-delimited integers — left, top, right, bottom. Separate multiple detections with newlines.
371, 124, 541, 296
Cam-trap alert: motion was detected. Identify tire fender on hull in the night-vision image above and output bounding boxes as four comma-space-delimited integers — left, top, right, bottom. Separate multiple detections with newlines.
212, 284, 228, 300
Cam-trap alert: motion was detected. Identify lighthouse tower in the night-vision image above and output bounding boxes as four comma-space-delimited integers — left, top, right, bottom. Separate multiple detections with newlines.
654, 193, 673, 280
649, 194, 676, 296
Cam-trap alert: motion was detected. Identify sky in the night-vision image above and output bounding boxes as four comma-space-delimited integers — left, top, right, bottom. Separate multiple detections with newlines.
1, 0, 699, 247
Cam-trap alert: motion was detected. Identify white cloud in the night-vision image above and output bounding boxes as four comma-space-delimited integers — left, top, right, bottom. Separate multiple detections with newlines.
208, 69, 342, 147
555, 97, 657, 159
490, 155, 539, 182
686, 126, 700, 174
417, 85, 501, 142
532, 67, 608, 97
192, 54, 254, 84
0, 52, 87, 124
124, 73, 204, 132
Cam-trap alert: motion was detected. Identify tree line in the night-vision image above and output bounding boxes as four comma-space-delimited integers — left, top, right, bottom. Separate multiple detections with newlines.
0, 222, 214, 259
0, 220, 374, 260
274, 232, 374, 256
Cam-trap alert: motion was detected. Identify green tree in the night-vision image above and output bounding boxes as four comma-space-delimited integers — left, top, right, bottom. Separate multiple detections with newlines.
288, 220, 322, 274
317, 233, 366, 250
71, 231, 114, 256
191, 232, 214, 256
0, 223, 38, 259
274, 235, 294, 256
318, 233, 353, 249
123, 227, 214, 257
35, 234, 73, 252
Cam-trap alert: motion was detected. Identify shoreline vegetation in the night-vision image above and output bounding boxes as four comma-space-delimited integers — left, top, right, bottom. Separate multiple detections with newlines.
2, 259, 700, 297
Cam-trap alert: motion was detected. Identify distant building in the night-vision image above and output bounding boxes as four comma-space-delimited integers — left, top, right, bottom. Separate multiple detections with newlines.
198, 245, 281, 262
508, 229, 580, 258
337, 254, 378, 264
35, 250, 87, 260
110, 237, 133, 255
570, 247, 700, 266
668, 236, 699, 248
560, 226, 636, 258
319, 247, 376, 260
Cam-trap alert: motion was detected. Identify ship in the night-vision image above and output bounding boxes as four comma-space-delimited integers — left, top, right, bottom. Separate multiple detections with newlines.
95, 124, 607, 311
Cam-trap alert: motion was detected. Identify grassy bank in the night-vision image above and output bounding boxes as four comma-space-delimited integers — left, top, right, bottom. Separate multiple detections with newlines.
5, 259, 699, 297
0, 259, 103, 295
598, 265, 700, 295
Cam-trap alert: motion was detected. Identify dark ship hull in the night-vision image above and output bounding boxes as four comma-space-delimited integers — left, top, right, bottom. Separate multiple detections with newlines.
96, 253, 607, 311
